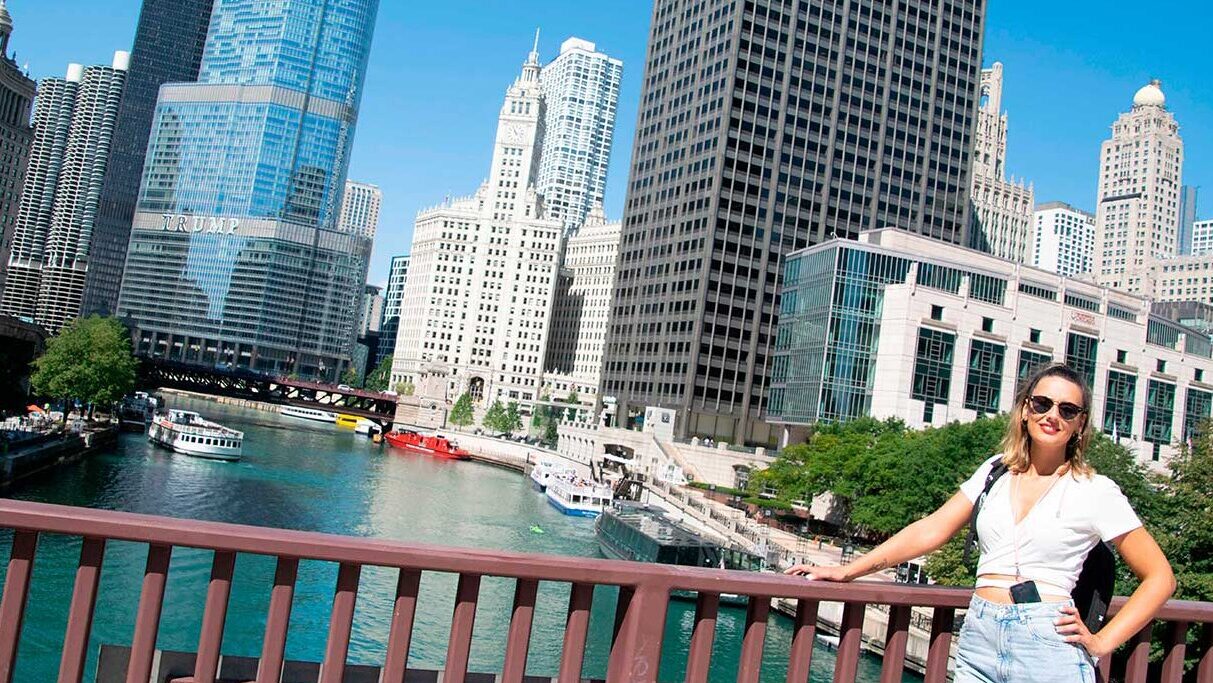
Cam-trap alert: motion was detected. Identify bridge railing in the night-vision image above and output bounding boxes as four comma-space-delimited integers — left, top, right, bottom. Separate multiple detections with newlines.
1, 499, 1211, 683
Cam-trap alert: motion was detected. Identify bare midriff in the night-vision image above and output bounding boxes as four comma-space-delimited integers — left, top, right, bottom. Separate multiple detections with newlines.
975, 573, 1072, 604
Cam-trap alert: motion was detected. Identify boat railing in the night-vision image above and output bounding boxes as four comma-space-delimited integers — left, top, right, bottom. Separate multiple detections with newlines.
1, 499, 1211, 683
158, 420, 243, 439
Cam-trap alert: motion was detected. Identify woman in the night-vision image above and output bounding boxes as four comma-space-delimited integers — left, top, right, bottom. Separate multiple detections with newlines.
784, 363, 1174, 681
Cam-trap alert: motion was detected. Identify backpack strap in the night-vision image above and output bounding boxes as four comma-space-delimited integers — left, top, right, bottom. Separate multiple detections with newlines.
963, 460, 1010, 566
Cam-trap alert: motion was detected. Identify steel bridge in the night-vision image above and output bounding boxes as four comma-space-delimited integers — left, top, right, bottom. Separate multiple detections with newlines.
138, 359, 398, 426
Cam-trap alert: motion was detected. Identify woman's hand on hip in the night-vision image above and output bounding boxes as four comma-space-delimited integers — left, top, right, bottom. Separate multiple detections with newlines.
1055, 605, 1110, 658
783, 563, 851, 582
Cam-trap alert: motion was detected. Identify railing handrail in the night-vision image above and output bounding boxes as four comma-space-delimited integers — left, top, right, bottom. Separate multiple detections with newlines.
2, 499, 1212, 622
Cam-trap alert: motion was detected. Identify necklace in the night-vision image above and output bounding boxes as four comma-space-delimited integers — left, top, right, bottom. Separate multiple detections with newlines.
1010, 467, 1066, 580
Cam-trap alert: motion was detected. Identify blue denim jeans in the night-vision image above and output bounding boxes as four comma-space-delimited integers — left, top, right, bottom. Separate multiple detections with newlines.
955, 594, 1097, 682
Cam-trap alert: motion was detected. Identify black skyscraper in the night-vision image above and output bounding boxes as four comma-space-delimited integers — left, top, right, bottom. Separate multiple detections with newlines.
602, 0, 987, 445
80, 0, 214, 316
0, 0, 35, 297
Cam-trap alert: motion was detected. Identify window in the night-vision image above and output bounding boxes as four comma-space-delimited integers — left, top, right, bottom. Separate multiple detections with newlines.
1184, 387, 1213, 441
1017, 349, 1053, 393
1156, 359, 1167, 373
930, 305, 944, 321
912, 327, 955, 408
981, 317, 994, 333
1116, 349, 1127, 364
965, 340, 1004, 414
1066, 333, 1099, 389
1103, 370, 1137, 438
1197, 369, 1205, 383
1029, 328, 1041, 344
1143, 379, 1175, 446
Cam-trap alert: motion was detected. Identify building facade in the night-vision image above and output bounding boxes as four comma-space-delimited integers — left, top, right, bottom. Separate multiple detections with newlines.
1032, 201, 1095, 277
968, 63, 1034, 262
1, 54, 128, 333
601, 0, 988, 446
1178, 185, 1198, 256
536, 37, 622, 235
374, 253, 409, 367
337, 180, 382, 239
116, 0, 380, 380
543, 206, 620, 401
0, 1, 35, 298
1091, 80, 1184, 294
390, 46, 563, 415
358, 283, 383, 337
81, 0, 214, 317
768, 228, 1213, 468
1192, 219, 1213, 257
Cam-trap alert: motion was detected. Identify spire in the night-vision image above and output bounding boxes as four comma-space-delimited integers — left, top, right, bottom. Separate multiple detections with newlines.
527, 28, 540, 66
0, 0, 13, 55
518, 29, 541, 84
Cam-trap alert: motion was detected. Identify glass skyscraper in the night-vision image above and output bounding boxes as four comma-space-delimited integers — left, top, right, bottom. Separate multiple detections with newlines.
117, 0, 380, 379
81, 0, 214, 317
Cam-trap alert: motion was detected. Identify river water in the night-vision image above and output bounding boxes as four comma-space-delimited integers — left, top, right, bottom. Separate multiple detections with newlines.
3, 396, 909, 682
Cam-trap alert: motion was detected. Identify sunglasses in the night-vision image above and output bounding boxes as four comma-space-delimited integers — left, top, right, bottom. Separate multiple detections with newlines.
1027, 395, 1085, 421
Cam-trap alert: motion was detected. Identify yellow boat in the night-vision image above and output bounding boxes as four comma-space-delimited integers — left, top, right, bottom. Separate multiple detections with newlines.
335, 414, 360, 429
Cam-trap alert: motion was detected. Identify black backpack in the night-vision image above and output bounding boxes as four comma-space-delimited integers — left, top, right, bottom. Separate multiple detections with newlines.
963, 461, 1115, 633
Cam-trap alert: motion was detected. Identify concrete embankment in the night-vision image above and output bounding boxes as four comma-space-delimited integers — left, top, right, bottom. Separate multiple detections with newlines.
158, 388, 280, 414
1, 427, 117, 490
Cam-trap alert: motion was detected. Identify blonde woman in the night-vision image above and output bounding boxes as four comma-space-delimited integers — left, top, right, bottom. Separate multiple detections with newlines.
785, 363, 1174, 681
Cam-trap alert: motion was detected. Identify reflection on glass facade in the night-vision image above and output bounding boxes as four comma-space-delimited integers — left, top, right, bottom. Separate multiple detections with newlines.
1144, 379, 1175, 447
1066, 332, 1099, 389
913, 328, 955, 422
116, 0, 380, 380
1016, 349, 1053, 393
965, 340, 1004, 414
1104, 370, 1137, 437
1184, 387, 1213, 441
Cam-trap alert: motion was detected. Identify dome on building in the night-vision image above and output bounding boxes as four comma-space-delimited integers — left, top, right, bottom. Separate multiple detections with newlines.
1133, 79, 1165, 108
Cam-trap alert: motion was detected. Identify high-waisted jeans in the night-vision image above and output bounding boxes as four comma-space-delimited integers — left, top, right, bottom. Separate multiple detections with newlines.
954, 594, 1097, 682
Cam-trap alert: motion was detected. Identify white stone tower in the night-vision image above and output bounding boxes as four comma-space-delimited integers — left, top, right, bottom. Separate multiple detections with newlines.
968, 62, 1034, 263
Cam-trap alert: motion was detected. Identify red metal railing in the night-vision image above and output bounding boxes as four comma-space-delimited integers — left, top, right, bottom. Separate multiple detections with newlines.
1, 499, 1211, 683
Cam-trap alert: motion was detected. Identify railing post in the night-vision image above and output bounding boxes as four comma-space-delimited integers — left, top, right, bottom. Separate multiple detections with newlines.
1160, 620, 1189, 683
319, 563, 361, 683
381, 569, 422, 683
0, 531, 37, 683
256, 556, 298, 683
832, 601, 867, 683
1124, 625, 1153, 683
58, 537, 106, 683
193, 551, 236, 683
607, 583, 669, 683
1198, 622, 1213, 683
738, 596, 771, 683
558, 583, 595, 683
443, 573, 482, 683
879, 605, 912, 683
501, 578, 539, 683
923, 607, 955, 683
785, 599, 819, 683
684, 592, 720, 683
126, 544, 172, 683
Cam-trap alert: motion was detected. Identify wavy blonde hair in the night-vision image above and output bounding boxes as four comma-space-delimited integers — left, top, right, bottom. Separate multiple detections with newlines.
1000, 362, 1095, 477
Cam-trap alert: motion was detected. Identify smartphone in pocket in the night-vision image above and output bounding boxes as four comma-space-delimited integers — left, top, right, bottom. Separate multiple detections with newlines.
1010, 580, 1042, 604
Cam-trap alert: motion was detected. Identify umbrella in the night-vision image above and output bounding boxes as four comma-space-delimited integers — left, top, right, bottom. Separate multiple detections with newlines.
26, 405, 44, 414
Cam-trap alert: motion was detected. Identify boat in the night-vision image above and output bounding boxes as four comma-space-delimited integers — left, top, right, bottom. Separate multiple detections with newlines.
116, 392, 157, 432
335, 414, 360, 429
148, 410, 243, 462
354, 419, 381, 437
528, 459, 571, 492
383, 430, 470, 460
280, 406, 337, 423
545, 473, 613, 517
595, 501, 766, 603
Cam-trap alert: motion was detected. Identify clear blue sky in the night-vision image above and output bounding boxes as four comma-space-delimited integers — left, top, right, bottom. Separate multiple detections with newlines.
11, 1, 1213, 283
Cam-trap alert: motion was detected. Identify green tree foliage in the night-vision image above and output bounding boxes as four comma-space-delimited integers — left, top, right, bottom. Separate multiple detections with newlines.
396, 381, 415, 396
482, 400, 508, 434
1151, 425, 1213, 603
340, 367, 360, 387
449, 393, 474, 427
504, 401, 523, 433
31, 316, 137, 416
364, 356, 393, 392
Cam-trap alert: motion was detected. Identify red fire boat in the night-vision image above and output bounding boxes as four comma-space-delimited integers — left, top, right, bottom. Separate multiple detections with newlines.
383, 430, 471, 460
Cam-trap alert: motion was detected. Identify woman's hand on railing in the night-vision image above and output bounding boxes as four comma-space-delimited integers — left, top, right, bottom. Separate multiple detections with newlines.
782, 563, 852, 582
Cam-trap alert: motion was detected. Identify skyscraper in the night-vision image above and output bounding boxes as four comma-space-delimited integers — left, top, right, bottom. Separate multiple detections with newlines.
1191, 219, 1213, 257
601, 0, 988, 445
374, 253, 409, 367
1178, 185, 1198, 255
117, 0, 380, 380
1, 54, 128, 332
337, 180, 382, 239
536, 37, 622, 234
1091, 80, 1183, 294
1032, 201, 1095, 277
0, 0, 35, 297
968, 63, 1034, 262
391, 45, 563, 410
80, 0, 214, 317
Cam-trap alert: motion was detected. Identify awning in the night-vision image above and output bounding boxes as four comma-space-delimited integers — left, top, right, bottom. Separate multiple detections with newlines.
26, 405, 45, 414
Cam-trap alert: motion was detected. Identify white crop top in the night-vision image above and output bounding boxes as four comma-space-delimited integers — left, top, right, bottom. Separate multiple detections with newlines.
959, 454, 1142, 595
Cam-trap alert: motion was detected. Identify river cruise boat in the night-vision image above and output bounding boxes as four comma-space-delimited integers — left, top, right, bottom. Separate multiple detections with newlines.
528, 459, 571, 492
280, 406, 337, 423
545, 473, 613, 517
384, 430, 470, 460
595, 501, 765, 603
148, 410, 243, 462
116, 392, 158, 432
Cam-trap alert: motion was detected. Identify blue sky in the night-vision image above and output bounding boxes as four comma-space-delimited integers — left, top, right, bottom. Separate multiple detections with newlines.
12, 1, 1213, 283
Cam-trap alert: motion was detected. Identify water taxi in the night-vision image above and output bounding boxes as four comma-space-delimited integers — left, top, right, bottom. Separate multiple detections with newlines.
354, 419, 381, 437
280, 406, 337, 423
335, 414, 360, 429
545, 473, 613, 517
116, 392, 158, 432
148, 410, 243, 462
383, 430, 470, 460
528, 459, 571, 492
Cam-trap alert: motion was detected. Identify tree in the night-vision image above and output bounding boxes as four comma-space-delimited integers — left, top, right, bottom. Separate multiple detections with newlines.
504, 401, 523, 433
396, 381, 415, 396
31, 316, 137, 419
364, 356, 393, 392
483, 400, 508, 434
449, 393, 474, 427
340, 367, 360, 387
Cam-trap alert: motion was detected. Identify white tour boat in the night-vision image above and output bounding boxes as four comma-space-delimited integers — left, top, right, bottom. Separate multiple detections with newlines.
148, 410, 243, 462
528, 459, 571, 492
280, 405, 337, 423
545, 473, 613, 517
